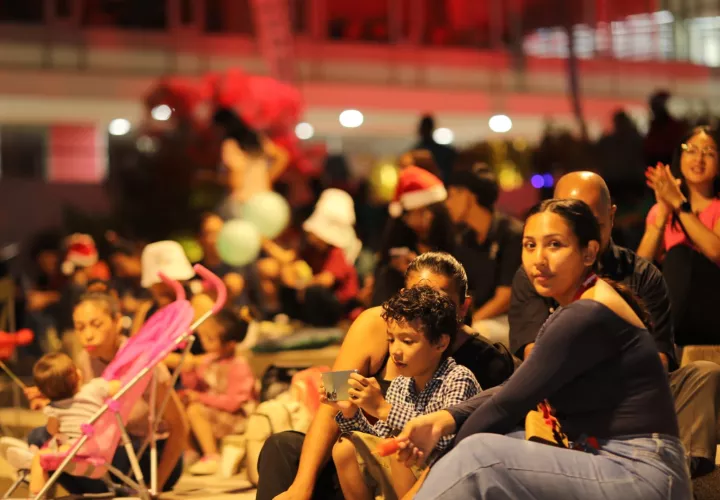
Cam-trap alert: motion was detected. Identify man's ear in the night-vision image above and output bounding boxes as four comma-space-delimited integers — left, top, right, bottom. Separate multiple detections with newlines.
458, 296, 472, 319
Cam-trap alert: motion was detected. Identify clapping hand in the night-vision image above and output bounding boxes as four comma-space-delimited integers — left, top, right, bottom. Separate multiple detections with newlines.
646, 163, 685, 212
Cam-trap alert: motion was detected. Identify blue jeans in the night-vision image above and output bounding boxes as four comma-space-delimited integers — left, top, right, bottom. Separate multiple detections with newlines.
28, 426, 183, 494
416, 432, 692, 500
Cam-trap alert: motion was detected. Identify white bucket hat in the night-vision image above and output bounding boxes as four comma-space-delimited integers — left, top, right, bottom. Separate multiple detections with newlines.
303, 189, 361, 264
141, 240, 195, 288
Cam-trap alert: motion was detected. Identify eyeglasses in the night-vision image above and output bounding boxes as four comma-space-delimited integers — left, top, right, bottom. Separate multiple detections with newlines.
681, 143, 718, 159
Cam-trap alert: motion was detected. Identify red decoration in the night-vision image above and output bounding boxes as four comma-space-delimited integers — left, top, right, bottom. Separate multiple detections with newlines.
0, 329, 34, 360
143, 69, 315, 174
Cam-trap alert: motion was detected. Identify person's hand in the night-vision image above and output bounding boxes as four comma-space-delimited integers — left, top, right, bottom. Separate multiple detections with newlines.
24, 386, 42, 401
25, 386, 50, 410
318, 381, 357, 418
390, 251, 417, 274
646, 164, 685, 212
347, 374, 390, 419
223, 272, 245, 297
27, 291, 53, 311
181, 353, 197, 373
396, 411, 456, 468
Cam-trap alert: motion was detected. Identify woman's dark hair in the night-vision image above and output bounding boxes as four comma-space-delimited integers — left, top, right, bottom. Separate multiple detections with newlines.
405, 252, 468, 300
212, 107, 263, 155
214, 308, 249, 344
381, 285, 458, 355
669, 126, 720, 229
379, 202, 455, 264
527, 199, 652, 330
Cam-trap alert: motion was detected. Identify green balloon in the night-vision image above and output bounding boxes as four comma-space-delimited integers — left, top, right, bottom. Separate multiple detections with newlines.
176, 237, 204, 263
216, 219, 262, 266
242, 191, 291, 239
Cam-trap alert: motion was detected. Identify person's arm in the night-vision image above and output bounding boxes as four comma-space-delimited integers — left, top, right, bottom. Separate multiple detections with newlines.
195, 359, 256, 413
634, 259, 676, 371
263, 137, 290, 183
155, 376, 190, 490
46, 416, 59, 436
262, 239, 296, 265
334, 407, 378, 436
472, 287, 511, 322
130, 300, 153, 336
26, 290, 61, 311
451, 303, 618, 443
179, 359, 203, 391
637, 204, 667, 262
675, 207, 720, 262
431, 369, 480, 452
310, 271, 335, 289
507, 267, 552, 358
474, 226, 522, 322
282, 308, 388, 496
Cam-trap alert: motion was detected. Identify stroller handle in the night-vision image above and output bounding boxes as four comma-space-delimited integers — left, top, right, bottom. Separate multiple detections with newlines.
157, 272, 185, 301
193, 264, 227, 314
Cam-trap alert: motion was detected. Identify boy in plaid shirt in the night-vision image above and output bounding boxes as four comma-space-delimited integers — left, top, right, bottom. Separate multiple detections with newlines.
320, 285, 480, 500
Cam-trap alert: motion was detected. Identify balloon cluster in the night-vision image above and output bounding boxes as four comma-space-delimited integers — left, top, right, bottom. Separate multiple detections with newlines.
215, 192, 291, 267
143, 68, 315, 174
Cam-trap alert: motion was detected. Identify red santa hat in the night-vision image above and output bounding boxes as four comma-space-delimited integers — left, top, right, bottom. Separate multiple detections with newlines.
61, 234, 99, 276
388, 165, 447, 218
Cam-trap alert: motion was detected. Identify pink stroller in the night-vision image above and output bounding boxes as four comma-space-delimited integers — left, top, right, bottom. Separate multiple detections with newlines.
21, 264, 226, 500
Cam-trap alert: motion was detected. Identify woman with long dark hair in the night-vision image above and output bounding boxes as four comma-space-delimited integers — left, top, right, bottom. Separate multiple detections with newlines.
371, 166, 456, 305
395, 199, 690, 499
212, 107, 289, 209
638, 126, 720, 348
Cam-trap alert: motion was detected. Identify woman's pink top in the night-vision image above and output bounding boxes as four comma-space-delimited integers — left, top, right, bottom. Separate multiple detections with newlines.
646, 199, 720, 258
181, 354, 256, 413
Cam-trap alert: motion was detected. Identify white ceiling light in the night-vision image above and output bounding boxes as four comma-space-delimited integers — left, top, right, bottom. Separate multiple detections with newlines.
339, 109, 364, 128
489, 114, 513, 133
108, 118, 131, 136
151, 104, 172, 121
295, 122, 314, 140
433, 127, 454, 145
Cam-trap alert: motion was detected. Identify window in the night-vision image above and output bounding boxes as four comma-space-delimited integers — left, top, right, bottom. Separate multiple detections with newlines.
0, 126, 47, 180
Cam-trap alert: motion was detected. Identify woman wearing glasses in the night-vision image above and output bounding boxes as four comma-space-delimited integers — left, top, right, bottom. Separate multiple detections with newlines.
638, 126, 720, 350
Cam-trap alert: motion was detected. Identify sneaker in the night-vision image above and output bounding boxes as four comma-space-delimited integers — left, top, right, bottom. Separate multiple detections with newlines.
0, 436, 29, 461
188, 455, 220, 476
183, 449, 200, 470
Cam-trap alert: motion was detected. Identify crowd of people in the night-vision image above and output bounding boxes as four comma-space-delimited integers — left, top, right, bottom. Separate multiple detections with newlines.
1, 95, 720, 500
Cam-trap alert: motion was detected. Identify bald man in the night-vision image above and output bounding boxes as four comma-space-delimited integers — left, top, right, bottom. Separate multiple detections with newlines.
509, 171, 720, 486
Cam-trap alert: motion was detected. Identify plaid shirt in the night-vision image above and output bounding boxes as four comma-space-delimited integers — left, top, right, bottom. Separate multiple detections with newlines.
335, 357, 480, 454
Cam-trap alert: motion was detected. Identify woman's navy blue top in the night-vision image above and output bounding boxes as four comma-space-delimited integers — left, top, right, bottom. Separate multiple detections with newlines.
450, 300, 679, 443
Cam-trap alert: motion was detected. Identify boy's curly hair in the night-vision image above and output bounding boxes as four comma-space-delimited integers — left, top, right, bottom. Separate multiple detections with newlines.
381, 285, 458, 353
